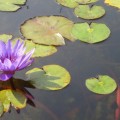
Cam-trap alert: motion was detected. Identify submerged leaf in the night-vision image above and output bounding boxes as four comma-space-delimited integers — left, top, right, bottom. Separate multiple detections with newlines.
26, 65, 71, 90
86, 75, 117, 94
72, 22, 110, 43
56, 0, 98, 8
0, 0, 26, 11
105, 0, 120, 9
74, 5, 105, 19
21, 16, 76, 46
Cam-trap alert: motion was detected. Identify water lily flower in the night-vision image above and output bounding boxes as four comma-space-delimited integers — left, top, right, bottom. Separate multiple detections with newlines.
0, 40, 35, 81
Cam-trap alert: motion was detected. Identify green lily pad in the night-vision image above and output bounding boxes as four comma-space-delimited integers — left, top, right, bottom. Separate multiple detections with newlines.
20, 16, 76, 46
72, 22, 110, 43
74, 5, 105, 19
0, 0, 26, 11
0, 34, 12, 42
26, 65, 71, 90
86, 75, 117, 94
56, 0, 98, 8
0, 89, 27, 112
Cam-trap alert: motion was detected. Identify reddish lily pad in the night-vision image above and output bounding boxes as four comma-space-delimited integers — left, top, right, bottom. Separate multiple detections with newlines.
26, 65, 71, 90
20, 16, 76, 46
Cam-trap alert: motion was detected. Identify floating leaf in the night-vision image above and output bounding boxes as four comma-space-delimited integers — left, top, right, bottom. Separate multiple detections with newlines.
74, 5, 105, 19
25, 40, 57, 57
10, 38, 57, 57
0, 0, 26, 11
105, 0, 120, 9
0, 102, 4, 117
21, 16, 76, 46
72, 22, 110, 43
56, 0, 79, 8
56, 0, 98, 8
0, 89, 27, 112
86, 75, 117, 94
7, 90, 27, 109
26, 65, 71, 90
76, 0, 98, 4
0, 34, 12, 42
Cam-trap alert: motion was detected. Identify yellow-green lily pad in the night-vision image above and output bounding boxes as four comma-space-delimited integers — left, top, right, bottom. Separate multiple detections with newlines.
26, 65, 71, 90
105, 0, 120, 9
25, 40, 57, 57
86, 75, 117, 94
74, 5, 105, 19
20, 16, 76, 46
72, 22, 110, 43
0, 34, 12, 42
0, 89, 27, 112
0, 0, 26, 11
56, 0, 98, 8
6, 37, 57, 58
76, 0, 98, 4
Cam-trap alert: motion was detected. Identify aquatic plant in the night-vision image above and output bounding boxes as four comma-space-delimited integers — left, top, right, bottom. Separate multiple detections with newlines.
0, 40, 34, 81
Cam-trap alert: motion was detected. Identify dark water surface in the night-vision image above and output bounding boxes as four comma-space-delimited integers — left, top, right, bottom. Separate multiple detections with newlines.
0, 0, 120, 120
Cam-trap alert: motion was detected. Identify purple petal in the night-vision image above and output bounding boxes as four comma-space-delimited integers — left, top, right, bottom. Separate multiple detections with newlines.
4, 58, 15, 71
0, 41, 7, 59
18, 59, 34, 70
18, 48, 35, 68
6, 40, 12, 59
12, 40, 25, 57
0, 73, 13, 81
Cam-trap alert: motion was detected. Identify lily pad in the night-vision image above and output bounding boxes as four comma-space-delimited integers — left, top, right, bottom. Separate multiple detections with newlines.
74, 5, 105, 19
0, 34, 12, 42
72, 22, 110, 43
25, 40, 57, 57
20, 16, 76, 46
9, 38, 57, 57
56, 0, 79, 8
56, 0, 98, 8
86, 75, 117, 94
76, 0, 98, 4
0, 89, 27, 112
0, 0, 26, 11
105, 0, 120, 9
26, 65, 71, 90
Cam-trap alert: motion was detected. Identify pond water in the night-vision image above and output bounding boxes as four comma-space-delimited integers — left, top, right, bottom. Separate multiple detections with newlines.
0, 0, 120, 120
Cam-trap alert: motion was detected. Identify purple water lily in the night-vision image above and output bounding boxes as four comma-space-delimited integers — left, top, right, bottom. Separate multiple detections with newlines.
0, 40, 35, 81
